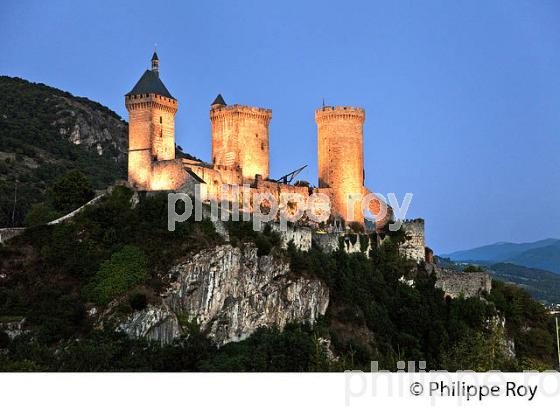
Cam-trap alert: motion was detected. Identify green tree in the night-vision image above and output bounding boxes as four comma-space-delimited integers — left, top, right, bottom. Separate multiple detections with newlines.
463, 264, 485, 273
85, 245, 148, 305
24, 203, 60, 226
50, 170, 95, 213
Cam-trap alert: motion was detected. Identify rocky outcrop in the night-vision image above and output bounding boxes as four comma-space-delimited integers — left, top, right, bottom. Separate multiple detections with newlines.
117, 305, 181, 346
271, 224, 312, 251
118, 244, 329, 346
0, 317, 27, 339
312, 232, 373, 255
52, 95, 127, 161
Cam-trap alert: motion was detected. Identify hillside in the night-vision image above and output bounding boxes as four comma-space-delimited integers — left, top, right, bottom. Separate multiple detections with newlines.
508, 243, 560, 275
488, 263, 560, 305
442, 239, 560, 274
0, 76, 128, 227
0, 76, 203, 228
0, 187, 557, 371
0, 78, 556, 372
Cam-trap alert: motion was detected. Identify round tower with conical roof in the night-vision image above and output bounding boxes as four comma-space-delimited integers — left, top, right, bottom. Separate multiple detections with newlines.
125, 53, 178, 188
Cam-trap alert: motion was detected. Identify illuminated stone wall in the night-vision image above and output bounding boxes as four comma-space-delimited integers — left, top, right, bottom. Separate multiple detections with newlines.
315, 106, 365, 223
210, 104, 272, 181
151, 160, 187, 191
125, 93, 178, 189
125, 88, 394, 232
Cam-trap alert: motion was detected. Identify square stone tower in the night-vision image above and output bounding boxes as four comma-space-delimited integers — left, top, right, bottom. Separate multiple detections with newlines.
125, 53, 178, 188
210, 95, 272, 181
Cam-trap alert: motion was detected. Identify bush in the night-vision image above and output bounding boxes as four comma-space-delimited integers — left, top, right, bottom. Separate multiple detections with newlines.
24, 203, 60, 226
50, 170, 95, 213
0, 331, 10, 348
463, 264, 485, 273
128, 291, 148, 311
348, 221, 364, 234
85, 246, 148, 305
226, 220, 280, 256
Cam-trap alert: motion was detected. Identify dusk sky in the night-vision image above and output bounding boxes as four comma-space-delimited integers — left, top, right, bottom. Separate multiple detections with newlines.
1, 1, 559, 253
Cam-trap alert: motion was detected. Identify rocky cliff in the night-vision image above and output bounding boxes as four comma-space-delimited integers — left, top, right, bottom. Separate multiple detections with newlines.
117, 244, 329, 346
51, 95, 127, 160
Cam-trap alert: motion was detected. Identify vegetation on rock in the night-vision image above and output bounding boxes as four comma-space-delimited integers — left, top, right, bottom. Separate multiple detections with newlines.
0, 183, 556, 371
0, 76, 127, 227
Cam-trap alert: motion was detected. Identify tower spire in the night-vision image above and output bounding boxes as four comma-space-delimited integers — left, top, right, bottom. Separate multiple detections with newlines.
151, 50, 159, 77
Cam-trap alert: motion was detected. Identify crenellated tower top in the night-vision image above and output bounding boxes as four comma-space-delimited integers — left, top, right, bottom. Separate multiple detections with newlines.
210, 103, 272, 122
210, 97, 272, 180
315, 106, 365, 123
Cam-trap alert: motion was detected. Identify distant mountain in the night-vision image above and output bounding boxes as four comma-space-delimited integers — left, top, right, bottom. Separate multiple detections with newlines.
442, 238, 560, 274
488, 263, 560, 305
508, 243, 560, 275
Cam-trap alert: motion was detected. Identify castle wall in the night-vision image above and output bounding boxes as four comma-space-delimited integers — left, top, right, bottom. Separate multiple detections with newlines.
149, 95, 177, 161
186, 163, 245, 203
312, 231, 373, 255
210, 104, 272, 180
125, 94, 178, 189
151, 160, 187, 191
312, 232, 340, 253
0, 228, 26, 245
435, 269, 492, 299
363, 188, 393, 230
315, 107, 365, 223
126, 95, 153, 188
399, 219, 425, 263
270, 224, 312, 252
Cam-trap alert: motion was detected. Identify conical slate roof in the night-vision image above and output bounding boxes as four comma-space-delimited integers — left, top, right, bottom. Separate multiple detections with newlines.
211, 94, 226, 106
151, 52, 159, 61
126, 69, 174, 99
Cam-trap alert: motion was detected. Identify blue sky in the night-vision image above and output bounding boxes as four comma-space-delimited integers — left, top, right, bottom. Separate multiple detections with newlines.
1, 1, 559, 253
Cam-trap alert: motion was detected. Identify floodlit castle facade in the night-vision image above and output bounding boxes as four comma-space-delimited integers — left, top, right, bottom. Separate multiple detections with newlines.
125, 53, 390, 227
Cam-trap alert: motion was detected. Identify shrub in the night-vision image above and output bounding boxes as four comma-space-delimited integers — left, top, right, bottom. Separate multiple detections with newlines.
0, 330, 10, 348
128, 291, 148, 311
24, 203, 60, 226
348, 221, 364, 234
85, 246, 148, 305
463, 264, 485, 273
50, 170, 95, 213
226, 220, 280, 256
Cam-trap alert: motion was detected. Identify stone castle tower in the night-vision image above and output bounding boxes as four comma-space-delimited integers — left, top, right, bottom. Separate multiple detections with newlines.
123, 53, 391, 229
210, 96, 272, 181
125, 53, 178, 189
316, 106, 365, 223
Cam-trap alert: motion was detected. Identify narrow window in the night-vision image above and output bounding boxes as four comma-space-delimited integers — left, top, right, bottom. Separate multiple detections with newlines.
160, 116, 162, 123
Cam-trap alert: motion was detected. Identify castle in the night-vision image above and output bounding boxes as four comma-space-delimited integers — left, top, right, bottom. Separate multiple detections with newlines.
125, 53, 390, 228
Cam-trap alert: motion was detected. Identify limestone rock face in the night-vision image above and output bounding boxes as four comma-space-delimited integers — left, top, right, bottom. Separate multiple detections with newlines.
117, 305, 181, 346
119, 244, 329, 346
53, 95, 127, 161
